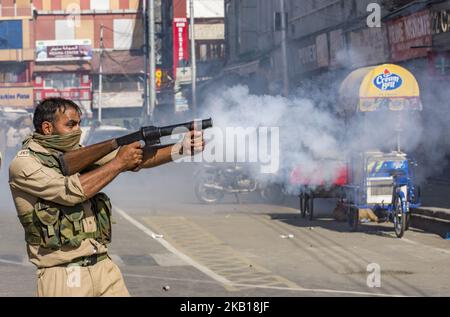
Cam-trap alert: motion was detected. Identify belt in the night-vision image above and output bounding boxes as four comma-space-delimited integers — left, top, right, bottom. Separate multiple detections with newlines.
63, 253, 108, 267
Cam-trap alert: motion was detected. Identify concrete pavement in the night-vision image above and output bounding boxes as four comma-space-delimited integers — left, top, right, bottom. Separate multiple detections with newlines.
1, 163, 450, 297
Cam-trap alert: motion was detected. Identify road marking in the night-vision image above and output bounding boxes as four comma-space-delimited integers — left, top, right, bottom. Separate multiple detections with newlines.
151, 253, 189, 267
141, 215, 300, 291
109, 254, 125, 267
0, 258, 26, 266
400, 237, 450, 255
230, 283, 407, 297
114, 206, 232, 287
250, 214, 420, 296
123, 273, 406, 297
114, 206, 409, 297
123, 273, 222, 285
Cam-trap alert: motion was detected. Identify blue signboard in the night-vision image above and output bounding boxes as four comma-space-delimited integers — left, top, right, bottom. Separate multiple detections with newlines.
368, 159, 408, 178
0, 20, 23, 50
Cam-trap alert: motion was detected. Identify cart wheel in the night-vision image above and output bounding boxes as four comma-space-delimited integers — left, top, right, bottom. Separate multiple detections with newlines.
347, 207, 359, 232
300, 194, 306, 218
307, 196, 314, 221
302, 194, 313, 220
394, 195, 406, 238
405, 213, 411, 231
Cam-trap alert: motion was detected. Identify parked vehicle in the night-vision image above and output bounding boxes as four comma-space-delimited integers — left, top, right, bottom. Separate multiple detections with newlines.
194, 163, 284, 204
82, 125, 131, 146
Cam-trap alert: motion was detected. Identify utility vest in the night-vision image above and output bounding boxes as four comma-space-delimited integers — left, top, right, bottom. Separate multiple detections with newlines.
17, 147, 113, 250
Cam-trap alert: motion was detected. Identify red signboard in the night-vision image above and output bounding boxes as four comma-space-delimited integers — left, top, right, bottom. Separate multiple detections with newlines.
34, 89, 91, 105
387, 10, 432, 62
172, 17, 189, 80
36, 89, 91, 101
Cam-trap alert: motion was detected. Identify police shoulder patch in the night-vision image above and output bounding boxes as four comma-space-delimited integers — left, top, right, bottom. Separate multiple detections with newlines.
17, 150, 30, 158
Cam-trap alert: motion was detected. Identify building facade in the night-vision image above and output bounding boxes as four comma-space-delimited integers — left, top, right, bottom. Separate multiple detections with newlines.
223, 0, 431, 94
33, 0, 147, 119
223, 0, 450, 180
157, 0, 224, 116
0, 0, 34, 109
189, 0, 225, 79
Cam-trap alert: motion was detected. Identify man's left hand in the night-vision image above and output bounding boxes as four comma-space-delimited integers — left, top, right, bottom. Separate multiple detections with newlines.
180, 130, 205, 156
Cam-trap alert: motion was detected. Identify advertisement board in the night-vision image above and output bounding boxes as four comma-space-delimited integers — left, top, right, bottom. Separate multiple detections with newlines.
36, 39, 93, 62
0, 87, 33, 108
387, 10, 432, 62
173, 18, 189, 80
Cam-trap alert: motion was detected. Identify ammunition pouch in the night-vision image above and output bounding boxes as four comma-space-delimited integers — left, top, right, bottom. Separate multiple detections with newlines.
18, 193, 113, 250
90, 193, 113, 244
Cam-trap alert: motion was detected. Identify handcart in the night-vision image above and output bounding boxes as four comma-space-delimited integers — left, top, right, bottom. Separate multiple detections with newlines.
290, 160, 348, 220
339, 64, 423, 238
345, 151, 421, 238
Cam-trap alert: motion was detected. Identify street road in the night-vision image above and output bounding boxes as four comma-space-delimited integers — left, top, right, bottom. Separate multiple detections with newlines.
1, 163, 449, 297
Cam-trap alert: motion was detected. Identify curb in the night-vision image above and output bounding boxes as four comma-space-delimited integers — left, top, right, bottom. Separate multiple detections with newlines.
411, 208, 450, 238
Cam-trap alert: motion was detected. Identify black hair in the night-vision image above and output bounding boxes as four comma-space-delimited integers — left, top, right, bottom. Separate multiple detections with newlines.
33, 98, 82, 133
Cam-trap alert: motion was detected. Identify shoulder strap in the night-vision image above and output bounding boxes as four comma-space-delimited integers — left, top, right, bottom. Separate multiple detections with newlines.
24, 144, 63, 174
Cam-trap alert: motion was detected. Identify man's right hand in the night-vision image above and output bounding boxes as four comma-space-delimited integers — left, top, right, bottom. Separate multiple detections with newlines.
114, 141, 143, 172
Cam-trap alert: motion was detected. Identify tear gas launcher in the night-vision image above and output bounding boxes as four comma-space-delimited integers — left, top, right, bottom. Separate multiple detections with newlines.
57, 118, 213, 176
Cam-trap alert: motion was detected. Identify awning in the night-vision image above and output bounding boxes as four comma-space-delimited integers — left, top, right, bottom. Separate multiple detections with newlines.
34, 62, 91, 72
339, 64, 422, 112
338, 66, 376, 111
91, 51, 145, 75
223, 59, 260, 76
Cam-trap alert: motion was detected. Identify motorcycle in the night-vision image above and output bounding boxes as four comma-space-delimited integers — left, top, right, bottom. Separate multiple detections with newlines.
194, 163, 285, 204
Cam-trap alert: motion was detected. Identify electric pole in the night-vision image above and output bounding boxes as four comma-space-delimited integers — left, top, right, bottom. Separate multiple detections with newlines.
148, 0, 156, 124
98, 24, 104, 122
143, 0, 149, 123
189, 0, 197, 115
280, 0, 289, 97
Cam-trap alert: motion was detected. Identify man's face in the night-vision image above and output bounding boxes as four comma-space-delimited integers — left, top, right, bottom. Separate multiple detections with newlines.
43, 106, 81, 135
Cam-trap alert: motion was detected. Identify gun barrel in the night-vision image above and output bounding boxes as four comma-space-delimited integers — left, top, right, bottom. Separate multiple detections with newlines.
59, 118, 213, 176
158, 118, 213, 137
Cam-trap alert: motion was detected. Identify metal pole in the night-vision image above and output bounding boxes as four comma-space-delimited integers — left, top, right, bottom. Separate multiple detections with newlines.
189, 0, 197, 115
143, 0, 149, 122
280, 0, 289, 97
148, 0, 156, 124
98, 24, 103, 122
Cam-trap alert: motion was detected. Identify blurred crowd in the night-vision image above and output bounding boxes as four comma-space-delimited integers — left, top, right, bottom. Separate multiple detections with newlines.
0, 116, 34, 169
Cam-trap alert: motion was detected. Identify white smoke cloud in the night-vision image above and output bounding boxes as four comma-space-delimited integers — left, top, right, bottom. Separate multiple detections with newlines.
198, 67, 448, 196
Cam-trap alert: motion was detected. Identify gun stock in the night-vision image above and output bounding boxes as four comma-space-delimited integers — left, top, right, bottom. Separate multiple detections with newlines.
58, 118, 213, 176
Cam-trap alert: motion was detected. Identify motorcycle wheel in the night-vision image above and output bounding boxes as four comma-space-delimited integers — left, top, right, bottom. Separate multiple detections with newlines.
194, 177, 225, 204
260, 183, 285, 204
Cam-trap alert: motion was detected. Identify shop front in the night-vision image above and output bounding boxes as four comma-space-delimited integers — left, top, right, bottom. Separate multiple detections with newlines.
33, 39, 93, 117
0, 86, 34, 109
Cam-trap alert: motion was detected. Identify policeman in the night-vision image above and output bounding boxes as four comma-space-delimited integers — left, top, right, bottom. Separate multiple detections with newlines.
9, 98, 204, 296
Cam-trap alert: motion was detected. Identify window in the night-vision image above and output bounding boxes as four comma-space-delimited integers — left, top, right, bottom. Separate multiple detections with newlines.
0, 63, 27, 83
196, 42, 225, 61
16, 0, 32, 16
55, 20, 75, 40
94, 75, 139, 92
113, 19, 134, 50
44, 73, 80, 89
274, 12, 288, 31
90, 0, 109, 11
0, 20, 23, 49
199, 44, 208, 61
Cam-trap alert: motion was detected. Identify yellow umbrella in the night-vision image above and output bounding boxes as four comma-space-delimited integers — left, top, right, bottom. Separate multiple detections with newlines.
359, 64, 422, 112
339, 64, 423, 113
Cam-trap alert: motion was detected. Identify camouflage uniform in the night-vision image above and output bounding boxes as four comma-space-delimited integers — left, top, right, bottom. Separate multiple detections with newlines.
9, 139, 129, 297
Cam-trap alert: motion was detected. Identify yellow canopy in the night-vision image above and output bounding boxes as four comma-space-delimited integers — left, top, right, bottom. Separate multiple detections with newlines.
339, 64, 422, 112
